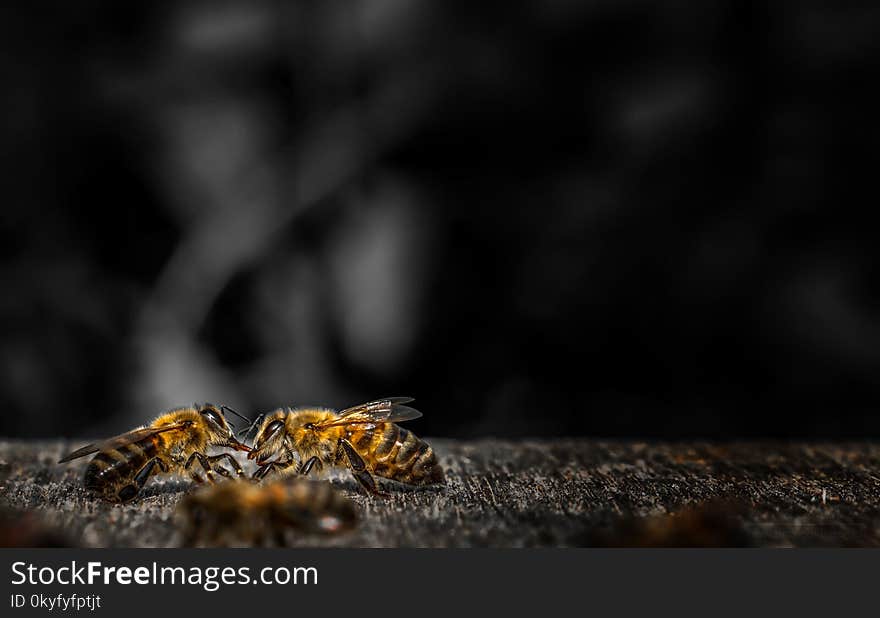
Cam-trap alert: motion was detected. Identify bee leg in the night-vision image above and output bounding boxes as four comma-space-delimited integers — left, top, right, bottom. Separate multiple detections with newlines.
339, 439, 388, 497
252, 460, 291, 481
213, 465, 232, 478
184, 452, 216, 484
118, 457, 168, 502
297, 456, 320, 476
207, 453, 245, 477
252, 464, 273, 481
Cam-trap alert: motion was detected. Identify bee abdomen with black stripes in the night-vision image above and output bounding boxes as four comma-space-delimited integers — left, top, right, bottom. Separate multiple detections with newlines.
83, 436, 158, 501
353, 424, 444, 486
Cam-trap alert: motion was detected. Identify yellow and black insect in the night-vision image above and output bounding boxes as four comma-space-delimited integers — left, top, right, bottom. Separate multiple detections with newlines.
178, 477, 357, 547
244, 397, 445, 494
58, 404, 251, 503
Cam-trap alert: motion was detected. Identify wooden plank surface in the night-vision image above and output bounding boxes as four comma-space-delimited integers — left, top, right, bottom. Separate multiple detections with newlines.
2, 439, 879, 547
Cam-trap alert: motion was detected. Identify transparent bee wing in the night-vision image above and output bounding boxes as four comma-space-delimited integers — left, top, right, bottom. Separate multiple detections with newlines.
57, 423, 192, 463
58, 443, 100, 463
238, 413, 265, 441
317, 397, 422, 428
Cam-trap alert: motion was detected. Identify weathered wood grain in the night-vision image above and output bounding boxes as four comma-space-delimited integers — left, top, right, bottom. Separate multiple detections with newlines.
1, 439, 879, 547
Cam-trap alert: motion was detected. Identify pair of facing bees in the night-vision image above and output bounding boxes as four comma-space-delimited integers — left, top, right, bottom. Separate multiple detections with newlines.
59, 397, 445, 503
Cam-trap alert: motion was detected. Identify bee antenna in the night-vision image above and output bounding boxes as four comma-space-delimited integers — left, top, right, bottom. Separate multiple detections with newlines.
221, 405, 251, 425
238, 413, 264, 441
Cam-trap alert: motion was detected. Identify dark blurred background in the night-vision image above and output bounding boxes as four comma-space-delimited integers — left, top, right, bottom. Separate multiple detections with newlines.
1, 1, 879, 440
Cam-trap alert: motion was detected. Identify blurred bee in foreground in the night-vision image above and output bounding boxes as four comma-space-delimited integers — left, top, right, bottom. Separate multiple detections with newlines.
244, 397, 445, 494
58, 404, 251, 503
0, 507, 71, 548
178, 478, 357, 547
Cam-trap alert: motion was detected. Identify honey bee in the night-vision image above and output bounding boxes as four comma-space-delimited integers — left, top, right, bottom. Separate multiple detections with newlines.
245, 397, 445, 494
178, 478, 357, 547
58, 404, 251, 503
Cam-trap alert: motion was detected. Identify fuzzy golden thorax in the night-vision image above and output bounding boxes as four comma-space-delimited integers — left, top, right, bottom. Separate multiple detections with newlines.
152, 404, 249, 461
250, 408, 339, 465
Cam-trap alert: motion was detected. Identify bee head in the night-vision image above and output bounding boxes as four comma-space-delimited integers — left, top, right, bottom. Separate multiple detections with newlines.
249, 411, 288, 463
199, 404, 251, 452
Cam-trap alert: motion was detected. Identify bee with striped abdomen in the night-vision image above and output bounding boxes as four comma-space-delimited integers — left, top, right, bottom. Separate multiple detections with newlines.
244, 397, 445, 494
58, 404, 251, 503
178, 477, 357, 547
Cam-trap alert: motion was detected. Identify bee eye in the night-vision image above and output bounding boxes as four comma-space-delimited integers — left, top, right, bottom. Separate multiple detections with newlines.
201, 407, 224, 429
265, 419, 284, 437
